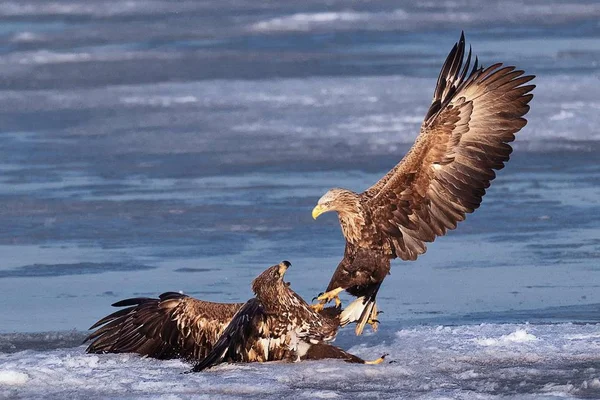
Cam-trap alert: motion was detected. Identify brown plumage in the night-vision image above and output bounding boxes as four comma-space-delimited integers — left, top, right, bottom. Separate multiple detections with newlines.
85, 292, 243, 360
86, 261, 382, 370
312, 32, 535, 335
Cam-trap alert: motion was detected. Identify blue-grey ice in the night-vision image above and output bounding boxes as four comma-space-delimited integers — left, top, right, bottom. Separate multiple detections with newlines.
0, 0, 599, 398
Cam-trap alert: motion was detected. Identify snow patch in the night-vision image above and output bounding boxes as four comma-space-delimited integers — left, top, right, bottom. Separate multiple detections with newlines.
249, 4, 600, 33
550, 110, 575, 121
300, 390, 340, 399
2, 323, 600, 398
0, 370, 29, 385
120, 95, 198, 107
476, 328, 538, 346
583, 378, 600, 389
454, 369, 479, 380
11, 31, 44, 43
250, 11, 393, 32
566, 332, 600, 340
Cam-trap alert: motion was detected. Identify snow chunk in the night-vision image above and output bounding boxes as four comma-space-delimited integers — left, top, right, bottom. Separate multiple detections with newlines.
120, 95, 198, 107
454, 369, 479, 380
476, 328, 538, 346
0, 370, 29, 385
566, 332, 600, 340
301, 390, 340, 399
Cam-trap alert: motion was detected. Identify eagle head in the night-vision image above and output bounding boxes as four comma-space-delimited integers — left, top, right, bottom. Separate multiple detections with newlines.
312, 188, 359, 220
252, 261, 291, 298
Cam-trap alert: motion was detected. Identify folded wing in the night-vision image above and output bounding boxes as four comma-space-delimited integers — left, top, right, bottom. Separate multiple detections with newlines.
192, 298, 266, 371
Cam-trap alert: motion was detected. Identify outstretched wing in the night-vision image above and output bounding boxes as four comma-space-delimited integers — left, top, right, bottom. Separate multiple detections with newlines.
363, 32, 535, 261
192, 298, 266, 371
85, 292, 243, 360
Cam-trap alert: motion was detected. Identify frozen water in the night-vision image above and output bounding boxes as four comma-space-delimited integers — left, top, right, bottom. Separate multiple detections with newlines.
0, 0, 599, 398
2, 323, 600, 399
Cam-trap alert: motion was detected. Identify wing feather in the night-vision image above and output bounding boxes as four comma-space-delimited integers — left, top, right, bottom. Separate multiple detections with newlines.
363, 32, 534, 261
192, 298, 266, 371
85, 293, 243, 360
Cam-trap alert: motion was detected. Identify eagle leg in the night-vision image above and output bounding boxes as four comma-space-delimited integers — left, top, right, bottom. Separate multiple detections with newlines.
367, 302, 379, 332
354, 299, 380, 335
312, 287, 344, 310
333, 295, 342, 308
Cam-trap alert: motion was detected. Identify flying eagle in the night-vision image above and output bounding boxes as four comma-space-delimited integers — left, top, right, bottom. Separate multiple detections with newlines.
86, 261, 385, 370
311, 32, 535, 335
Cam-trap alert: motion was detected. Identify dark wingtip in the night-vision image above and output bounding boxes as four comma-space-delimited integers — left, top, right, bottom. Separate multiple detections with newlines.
111, 297, 146, 307
472, 56, 480, 74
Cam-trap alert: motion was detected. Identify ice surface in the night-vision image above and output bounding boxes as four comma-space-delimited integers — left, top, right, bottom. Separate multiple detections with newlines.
0, 1, 599, 398
0, 262, 155, 278
2, 323, 600, 399
250, 3, 600, 33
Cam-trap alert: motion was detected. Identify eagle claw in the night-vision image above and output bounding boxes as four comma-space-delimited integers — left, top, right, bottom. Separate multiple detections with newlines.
310, 303, 325, 312
314, 287, 344, 308
364, 353, 388, 365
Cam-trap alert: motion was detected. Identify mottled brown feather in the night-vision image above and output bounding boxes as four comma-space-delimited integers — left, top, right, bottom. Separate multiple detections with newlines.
85, 292, 242, 360
192, 263, 344, 370
363, 34, 535, 261
86, 263, 349, 369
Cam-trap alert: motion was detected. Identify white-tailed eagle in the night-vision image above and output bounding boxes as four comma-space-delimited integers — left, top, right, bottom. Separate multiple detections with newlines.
311, 32, 535, 335
86, 261, 385, 370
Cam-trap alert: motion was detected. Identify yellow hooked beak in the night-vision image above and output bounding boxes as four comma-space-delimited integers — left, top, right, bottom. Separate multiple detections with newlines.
312, 204, 326, 220
278, 260, 291, 276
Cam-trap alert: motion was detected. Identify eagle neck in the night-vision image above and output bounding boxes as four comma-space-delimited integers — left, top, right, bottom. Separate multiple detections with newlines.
338, 205, 365, 245
255, 282, 290, 312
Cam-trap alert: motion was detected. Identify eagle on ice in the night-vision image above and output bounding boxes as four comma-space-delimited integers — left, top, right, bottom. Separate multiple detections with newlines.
86, 261, 385, 370
311, 32, 535, 334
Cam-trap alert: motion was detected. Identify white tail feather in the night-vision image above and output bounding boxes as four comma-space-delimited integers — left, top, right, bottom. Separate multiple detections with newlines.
354, 299, 376, 335
340, 297, 367, 327
340, 296, 378, 335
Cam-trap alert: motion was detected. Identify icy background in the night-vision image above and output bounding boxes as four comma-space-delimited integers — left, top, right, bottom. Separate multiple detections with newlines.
0, 0, 599, 398
3, 324, 600, 399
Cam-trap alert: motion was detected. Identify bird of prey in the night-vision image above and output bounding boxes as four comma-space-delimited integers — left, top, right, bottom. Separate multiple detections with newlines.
86, 261, 385, 370
311, 32, 535, 335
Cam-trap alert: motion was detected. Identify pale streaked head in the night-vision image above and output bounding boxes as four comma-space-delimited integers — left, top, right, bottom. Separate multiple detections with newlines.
252, 260, 291, 294
312, 188, 357, 220
252, 261, 292, 300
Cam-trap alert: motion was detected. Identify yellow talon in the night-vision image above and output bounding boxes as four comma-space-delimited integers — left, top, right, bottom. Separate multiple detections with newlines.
364, 354, 387, 365
368, 320, 379, 332
311, 303, 324, 312
368, 303, 379, 332
355, 301, 380, 335
312, 287, 344, 312
316, 287, 344, 304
